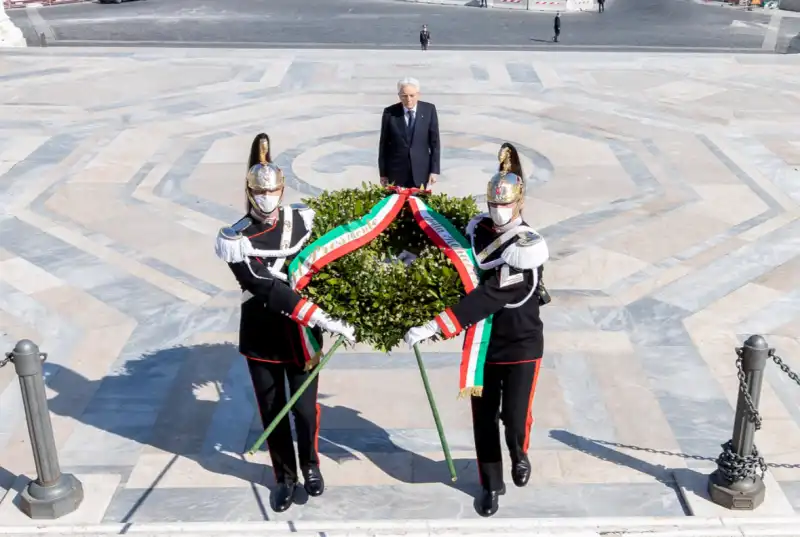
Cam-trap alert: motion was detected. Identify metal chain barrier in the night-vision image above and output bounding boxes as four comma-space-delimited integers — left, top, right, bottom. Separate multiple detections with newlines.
2, 340, 82, 519
590, 438, 800, 469
716, 439, 767, 483
715, 348, 764, 483
2, 350, 47, 367
770, 348, 800, 388
736, 347, 762, 430
714, 344, 800, 485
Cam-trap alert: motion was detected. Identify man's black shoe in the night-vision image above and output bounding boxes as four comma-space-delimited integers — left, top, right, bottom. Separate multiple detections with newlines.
272, 481, 296, 512
303, 466, 325, 497
512, 456, 531, 487
477, 484, 505, 517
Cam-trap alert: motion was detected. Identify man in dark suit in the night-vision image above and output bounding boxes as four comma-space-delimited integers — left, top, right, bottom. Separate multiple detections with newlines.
378, 77, 441, 189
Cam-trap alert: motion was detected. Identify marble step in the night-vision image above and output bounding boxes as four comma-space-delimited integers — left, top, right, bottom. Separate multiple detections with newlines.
2, 517, 800, 537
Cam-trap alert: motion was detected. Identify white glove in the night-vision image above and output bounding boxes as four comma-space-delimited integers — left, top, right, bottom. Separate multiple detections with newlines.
324, 318, 356, 345
403, 320, 440, 349
309, 310, 356, 344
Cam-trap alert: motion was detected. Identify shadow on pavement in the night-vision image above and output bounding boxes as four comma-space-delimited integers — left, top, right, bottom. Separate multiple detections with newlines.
38, 343, 478, 519
0, 465, 19, 504
315, 401, 478, 494
549, 428, 705, 508
42, 343, 270, 519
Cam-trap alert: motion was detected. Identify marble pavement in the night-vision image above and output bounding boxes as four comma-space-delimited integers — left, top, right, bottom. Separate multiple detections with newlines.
1, 48, 800, 526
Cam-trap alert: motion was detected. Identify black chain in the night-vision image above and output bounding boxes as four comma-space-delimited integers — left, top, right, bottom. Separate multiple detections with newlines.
592, 438, 800, 469
0, 351, 47, 368
589, 439, 715, 461
735, 347, 762, 431
769, 348, 800, 388
715, 347, 767, 482
716, 439, 767, 482
715, 346, 800, 482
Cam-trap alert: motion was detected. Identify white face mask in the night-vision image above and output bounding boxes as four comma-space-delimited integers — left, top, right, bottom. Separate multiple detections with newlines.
253, 194, 281, 214
489, 206, 514, 226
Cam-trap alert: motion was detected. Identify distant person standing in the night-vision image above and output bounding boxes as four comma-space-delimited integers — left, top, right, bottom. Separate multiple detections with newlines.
479, 0, 488, 7
420, 25, 430, 51
598, 0, 604, 12
553, 13, 561, 42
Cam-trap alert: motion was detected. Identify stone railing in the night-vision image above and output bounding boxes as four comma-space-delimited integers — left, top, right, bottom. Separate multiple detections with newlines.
1, 0, 27, 47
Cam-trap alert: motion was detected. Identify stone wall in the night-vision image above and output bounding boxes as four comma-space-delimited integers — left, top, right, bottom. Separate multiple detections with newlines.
779, 0, 800, 11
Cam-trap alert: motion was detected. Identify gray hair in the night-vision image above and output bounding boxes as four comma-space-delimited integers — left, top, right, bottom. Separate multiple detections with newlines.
397, 77, 420, 94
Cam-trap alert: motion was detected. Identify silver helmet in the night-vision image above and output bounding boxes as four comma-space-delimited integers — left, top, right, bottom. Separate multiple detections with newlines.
487, 171, 524, 205
486, 170, 525, 227
246, 162, 284, 193
246, 162, 285, 220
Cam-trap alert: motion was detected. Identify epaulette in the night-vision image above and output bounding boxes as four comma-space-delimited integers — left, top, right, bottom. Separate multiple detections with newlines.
466, 213, 490, 237
290, 202, 315, 231
219, 216, 253, 240
501, 230, 549, 270
516, 230, 543, 248
214, 216, 254, 263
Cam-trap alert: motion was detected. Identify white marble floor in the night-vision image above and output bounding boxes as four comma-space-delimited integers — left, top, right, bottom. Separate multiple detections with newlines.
0, 48, 799, 524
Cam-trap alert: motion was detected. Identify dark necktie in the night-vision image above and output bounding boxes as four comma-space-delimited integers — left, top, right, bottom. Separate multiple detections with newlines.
407, 110, 416, 136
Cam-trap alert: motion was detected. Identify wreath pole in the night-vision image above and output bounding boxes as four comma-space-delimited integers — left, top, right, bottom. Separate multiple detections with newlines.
247, 335, 347, 456
413, 343, 457, 482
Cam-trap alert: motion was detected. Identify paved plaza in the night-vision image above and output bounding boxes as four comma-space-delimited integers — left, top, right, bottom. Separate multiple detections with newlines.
4, 0, 794, 52
1, 47, 800, 528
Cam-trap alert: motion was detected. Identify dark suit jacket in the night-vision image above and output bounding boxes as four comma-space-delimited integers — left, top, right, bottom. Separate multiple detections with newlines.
378, 101, 441, 188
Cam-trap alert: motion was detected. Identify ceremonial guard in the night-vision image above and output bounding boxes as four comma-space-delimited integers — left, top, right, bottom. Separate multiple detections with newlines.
497, 143, 551, 306
215, 161, 355, 513
403, 168, 549, 517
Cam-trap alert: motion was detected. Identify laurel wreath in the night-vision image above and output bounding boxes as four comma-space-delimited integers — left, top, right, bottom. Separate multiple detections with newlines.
300, 184, 480, 351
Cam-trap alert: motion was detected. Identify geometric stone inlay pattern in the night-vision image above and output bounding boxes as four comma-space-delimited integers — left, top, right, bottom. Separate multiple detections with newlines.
1, 47, 800, 524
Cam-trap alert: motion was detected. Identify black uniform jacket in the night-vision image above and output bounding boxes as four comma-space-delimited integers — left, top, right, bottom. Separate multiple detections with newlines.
434, 216, 548, 363
218, 205, 323, 365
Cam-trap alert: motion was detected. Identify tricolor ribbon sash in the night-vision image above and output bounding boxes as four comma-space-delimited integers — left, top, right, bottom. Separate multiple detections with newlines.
407, 197, 493, 397
288, 188, 492, 395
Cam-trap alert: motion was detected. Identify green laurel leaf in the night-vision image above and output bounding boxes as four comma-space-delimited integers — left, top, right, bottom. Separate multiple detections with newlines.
298, 185, 480, 352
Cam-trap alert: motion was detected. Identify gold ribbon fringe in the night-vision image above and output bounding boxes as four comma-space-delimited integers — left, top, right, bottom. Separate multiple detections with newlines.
304, 351, 322, 372
458, 386, 483, 399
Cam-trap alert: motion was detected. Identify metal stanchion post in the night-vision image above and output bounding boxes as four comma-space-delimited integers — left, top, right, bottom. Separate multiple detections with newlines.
708, 334, 768, 510
2, 340, 84, 519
